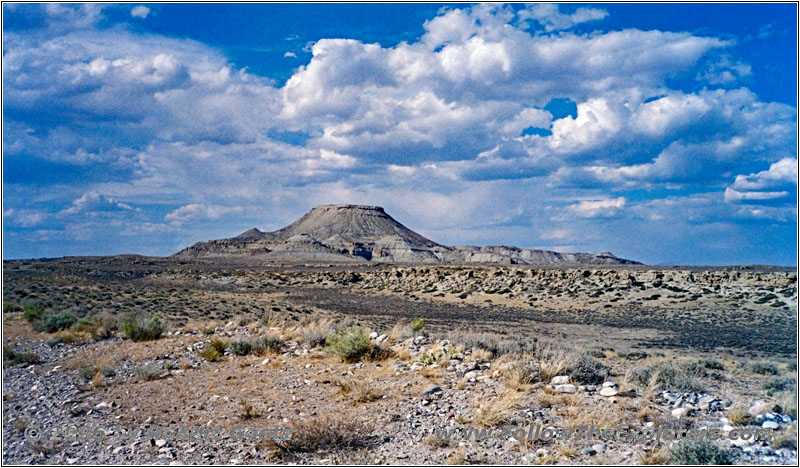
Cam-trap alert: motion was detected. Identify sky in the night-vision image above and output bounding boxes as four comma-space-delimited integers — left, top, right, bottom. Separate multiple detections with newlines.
2, 3, 797, 265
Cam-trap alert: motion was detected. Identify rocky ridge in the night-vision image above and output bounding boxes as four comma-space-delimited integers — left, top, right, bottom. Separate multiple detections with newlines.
173, 205, 639, 265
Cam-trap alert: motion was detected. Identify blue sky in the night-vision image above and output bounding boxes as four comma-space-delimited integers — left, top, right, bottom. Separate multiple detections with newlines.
3, 3, 797, 265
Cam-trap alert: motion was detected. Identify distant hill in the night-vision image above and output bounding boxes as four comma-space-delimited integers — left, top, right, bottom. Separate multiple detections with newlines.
173, 204, 640, 265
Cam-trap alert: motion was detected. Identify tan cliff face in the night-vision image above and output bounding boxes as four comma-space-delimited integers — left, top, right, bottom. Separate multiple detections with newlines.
173, 204, 640, 265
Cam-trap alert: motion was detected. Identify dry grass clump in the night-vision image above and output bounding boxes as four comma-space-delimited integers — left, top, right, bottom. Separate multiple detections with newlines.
425, 435, 452, 448
727, 399, 754, 425
473, 391, 523, 427
332, 378, 385, 405
264, 412, 373, 455
471, 348, 494, 361
632, 358, 705, 396
501, 359, 542, 391
292, 318, 336, 348
445, 448, 468, 465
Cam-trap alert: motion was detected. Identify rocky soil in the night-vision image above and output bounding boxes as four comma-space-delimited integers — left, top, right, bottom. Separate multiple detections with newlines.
3, 326, 797, 465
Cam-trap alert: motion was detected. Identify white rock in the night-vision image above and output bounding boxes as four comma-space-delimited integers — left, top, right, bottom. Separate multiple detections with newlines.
555, 384, 577, 394
599, 387, 618, 397
602, 381, 618, 388
155, 439, 167, 448
369, 332, 378, 339
672, 408, 689, 418
592, 443, 607, 453
551, 375, 570, 385
762, 421, 780, 430
260, 358, 270, 366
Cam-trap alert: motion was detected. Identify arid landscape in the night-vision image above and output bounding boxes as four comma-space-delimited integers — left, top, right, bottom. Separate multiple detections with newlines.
3, 252, 797, 465
4, 3, 797, 466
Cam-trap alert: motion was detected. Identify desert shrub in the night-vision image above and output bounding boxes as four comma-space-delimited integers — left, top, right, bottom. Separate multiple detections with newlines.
618, 350, 649, 360
37, 313, 76, 333
134, 362, 165, 381
695, 358, 725, 370
565, 353, 610, 385
411, 318, 425, 332
327, 327, 385, 363
668, 439, 733, 465
251, 336, 283, 355
744, 361, 780, 376
79, 366, 97, 381
120, 314, 165, 341
266, 413, 373, 454
45, 337, 62, 347
199, 347, 222, 362
632, 360, 704, 393
7, 352, 42, 366
3, 302, 22, 313
496, 337, 541, 356
763, 377, 795, 396
210, 338, 228, 353
22, 303, 44, 323
229, 340, 252, 356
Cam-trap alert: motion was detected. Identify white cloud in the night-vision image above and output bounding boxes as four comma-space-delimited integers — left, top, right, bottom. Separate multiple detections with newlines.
165, 204, 243, 225
731, 158, 798, 190
518, 4, 608, 32
130, 5, 150, 19
567, 197, 626, 218
724, 188, 789, 202
60, 191, 137, 215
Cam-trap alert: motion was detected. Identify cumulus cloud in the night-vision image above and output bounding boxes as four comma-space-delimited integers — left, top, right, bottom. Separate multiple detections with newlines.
518, 4, 608, 32
166, 204, 244, 225
2, 3, 796, 264
731, 158, 798, 190
130, 5, 150, 19
567, 197, 627, 218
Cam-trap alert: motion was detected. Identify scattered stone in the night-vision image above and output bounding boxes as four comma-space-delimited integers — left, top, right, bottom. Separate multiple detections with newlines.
555, 384, 577, 394
551, 375, 570, 385
672, 408, 689, 418
592, 443, 607, 453
422, 384, 442, 395
599, 387, 618, 397
762, 421, 780, 430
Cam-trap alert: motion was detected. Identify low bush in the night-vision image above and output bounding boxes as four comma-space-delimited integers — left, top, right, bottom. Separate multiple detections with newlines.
210, 338, 228, 353
252, 336, 283, 355
265, 413, 373, 454
744, 361, 780, 376
22, 303, 43, 323
229, 340, 252, 356
327, 327, 389, 363
199, 347, 222, 362
668, 439, 733, 465
37, 313, 76, 333
120, 314, 165, 341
